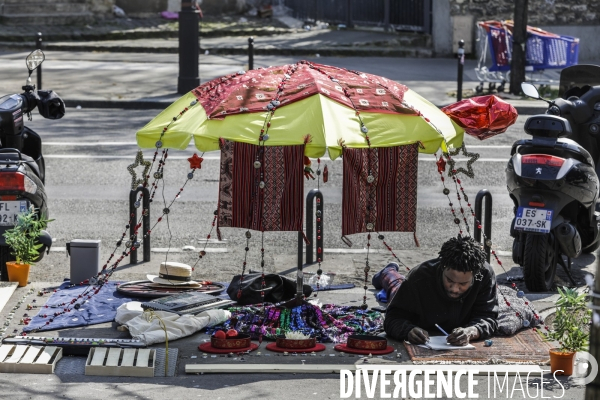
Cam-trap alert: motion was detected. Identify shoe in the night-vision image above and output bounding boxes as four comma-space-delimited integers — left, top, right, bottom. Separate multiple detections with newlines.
371, 262, 400, 290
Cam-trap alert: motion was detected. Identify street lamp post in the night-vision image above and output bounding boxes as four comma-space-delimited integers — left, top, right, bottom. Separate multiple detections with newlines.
178, 1, 200, 94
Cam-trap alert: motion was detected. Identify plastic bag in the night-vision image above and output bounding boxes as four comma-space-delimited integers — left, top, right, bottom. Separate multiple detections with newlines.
441, 95, 518, 140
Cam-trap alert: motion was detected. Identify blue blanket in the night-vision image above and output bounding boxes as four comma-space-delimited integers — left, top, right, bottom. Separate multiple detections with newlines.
24, 281, 138, 332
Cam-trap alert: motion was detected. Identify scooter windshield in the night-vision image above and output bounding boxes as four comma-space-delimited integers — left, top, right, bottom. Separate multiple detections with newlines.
559, 64, 600, 98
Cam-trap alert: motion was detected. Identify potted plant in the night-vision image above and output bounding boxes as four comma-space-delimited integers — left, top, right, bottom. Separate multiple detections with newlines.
543, 287, 591, 376
2, 207, 52, 287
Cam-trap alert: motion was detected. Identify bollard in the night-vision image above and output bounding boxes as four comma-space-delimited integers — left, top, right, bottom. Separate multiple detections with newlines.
248, 37, 254, 71
296, 188, 325, 303
36, 32, 42, 90
177, 1, 200, 94
474, 189, 492, 263
129, 186, 151, 264
457, 39, 465, 101
383, 0, 391, 32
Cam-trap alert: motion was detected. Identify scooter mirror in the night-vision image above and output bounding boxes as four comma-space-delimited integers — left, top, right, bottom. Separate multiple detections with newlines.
25, 49, 45, 73
521, 82, 540, 99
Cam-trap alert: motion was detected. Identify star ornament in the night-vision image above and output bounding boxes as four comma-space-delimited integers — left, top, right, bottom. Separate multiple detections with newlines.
188, 153, 204, 169
127, 150, 151, 190
444, 143, 480, 179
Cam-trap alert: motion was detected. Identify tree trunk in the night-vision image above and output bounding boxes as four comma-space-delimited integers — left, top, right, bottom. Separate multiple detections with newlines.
509, 0, 528, 95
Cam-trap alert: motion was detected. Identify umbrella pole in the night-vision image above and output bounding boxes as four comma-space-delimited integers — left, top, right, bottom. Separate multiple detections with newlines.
296, 231, 304, 305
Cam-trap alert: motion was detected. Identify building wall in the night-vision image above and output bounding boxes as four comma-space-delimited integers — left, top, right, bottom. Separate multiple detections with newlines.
433, 0, 600, 61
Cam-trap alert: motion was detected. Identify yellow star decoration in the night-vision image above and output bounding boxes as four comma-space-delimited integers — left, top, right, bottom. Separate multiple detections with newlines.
127, 150, 151, 190
444, 143, 480, 179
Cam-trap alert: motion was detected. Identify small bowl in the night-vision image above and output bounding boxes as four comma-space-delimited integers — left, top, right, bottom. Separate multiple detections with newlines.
211, 333, 252, 349
276, 335, 316, 349
346, 334, 387, 351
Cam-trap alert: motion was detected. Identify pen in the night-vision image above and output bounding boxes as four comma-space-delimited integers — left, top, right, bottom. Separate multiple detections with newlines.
435, 324, 449, 336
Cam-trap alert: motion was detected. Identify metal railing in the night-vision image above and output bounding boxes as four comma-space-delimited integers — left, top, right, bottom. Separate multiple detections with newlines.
283, 0, 431, 33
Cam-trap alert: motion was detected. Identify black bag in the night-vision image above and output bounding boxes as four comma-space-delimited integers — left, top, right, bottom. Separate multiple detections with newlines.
227, 273, 313, 305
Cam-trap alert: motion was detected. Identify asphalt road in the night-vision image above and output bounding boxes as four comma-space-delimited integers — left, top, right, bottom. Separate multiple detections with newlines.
18, 107, 541, 286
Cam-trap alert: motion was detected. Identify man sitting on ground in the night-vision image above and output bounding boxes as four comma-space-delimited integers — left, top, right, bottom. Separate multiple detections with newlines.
380, 235, 498, 346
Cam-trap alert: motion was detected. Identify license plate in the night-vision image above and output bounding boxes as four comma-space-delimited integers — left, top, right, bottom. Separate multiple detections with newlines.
514, 207, 553, 233
0, 201, 27, 226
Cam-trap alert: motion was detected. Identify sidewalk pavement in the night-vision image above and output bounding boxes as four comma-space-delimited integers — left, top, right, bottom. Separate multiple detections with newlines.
0, 15, 570, 114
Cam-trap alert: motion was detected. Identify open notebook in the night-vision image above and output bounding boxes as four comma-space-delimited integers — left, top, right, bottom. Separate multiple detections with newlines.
410, 336, 475, 350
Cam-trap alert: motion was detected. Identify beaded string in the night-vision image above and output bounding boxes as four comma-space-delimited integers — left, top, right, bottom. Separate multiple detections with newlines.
23, 100, 201, 334
237, 231, 252, 300
314, 158, 324, 295
436, 148, 543, 329
192, 210, 218, 271
301, 60, 375, 319
376, 232, 410, 271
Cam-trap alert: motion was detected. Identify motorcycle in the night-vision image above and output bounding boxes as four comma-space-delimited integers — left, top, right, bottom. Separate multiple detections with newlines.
507, 65, 600, 291
0, 49, 65, 280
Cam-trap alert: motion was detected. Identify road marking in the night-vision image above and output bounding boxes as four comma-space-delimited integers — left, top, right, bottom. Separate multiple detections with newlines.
50, 246, 228, 253
43, 154, 508, 162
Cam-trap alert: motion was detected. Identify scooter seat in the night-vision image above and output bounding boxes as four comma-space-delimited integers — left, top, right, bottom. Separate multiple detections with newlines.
0, 150, 41, 178
513, 137, 595, 166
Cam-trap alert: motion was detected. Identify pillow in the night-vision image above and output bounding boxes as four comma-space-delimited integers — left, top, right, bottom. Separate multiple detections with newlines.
496, 285, 542, 336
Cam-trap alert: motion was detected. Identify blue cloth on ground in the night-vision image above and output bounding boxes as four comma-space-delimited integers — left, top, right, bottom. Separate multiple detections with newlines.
375, 289, 388, 303
24, 281, 138, 332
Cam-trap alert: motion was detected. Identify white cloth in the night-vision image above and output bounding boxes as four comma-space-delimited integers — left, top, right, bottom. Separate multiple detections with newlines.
115, 301, 231, 345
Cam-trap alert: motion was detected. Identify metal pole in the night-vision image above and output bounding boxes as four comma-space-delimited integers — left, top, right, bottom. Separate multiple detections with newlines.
384, 0, 390, 32
474, 189, 492, 263
36, 32, 42, 90
177, 1, 200, 94
587, 262, 600, 399
457, 39, 465, 101
346, 0, 353, 28
248, 37, 254, 71
305, 189, 324, 264
297, 231, 303, 304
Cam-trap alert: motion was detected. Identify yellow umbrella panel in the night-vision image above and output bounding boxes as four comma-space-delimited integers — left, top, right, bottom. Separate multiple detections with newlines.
136, 89, 464, 159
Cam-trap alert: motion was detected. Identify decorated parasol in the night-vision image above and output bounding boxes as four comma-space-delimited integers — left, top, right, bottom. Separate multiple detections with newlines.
136, 60, 464, 159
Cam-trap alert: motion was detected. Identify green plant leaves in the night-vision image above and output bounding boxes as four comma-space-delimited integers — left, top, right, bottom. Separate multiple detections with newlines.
545, 286, 592, 353
2, 207, 52, 266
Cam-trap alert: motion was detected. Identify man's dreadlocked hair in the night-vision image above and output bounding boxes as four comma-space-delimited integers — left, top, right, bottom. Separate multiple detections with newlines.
438, 235, 486, 273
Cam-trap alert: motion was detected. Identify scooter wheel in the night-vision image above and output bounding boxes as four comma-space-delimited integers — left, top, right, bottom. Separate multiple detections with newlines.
523, 234, 557, 292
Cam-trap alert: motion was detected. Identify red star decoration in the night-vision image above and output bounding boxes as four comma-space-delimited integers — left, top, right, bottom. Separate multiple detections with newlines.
188, 153, 204, 169
436, 156, 446, 173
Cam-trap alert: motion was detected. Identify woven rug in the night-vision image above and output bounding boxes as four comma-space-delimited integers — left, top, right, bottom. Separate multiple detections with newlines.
404, 329, 553, 364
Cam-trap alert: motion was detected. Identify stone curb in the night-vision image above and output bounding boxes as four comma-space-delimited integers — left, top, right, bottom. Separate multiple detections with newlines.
0, 27, 294, 43
0, 41, 432, 58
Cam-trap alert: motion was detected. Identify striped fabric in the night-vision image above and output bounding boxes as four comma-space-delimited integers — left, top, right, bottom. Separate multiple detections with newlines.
217, 139, 305, 236
342, 144, 418, 236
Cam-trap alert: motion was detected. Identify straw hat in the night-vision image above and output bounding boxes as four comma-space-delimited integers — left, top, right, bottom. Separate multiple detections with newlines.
147, 262, 198, 285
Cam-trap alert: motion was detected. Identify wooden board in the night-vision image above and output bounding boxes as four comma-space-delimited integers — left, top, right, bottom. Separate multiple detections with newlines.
0, 345, 62, 374
185, 364, 545, 375
85, 348, 155, 377
0, 282, 17, 314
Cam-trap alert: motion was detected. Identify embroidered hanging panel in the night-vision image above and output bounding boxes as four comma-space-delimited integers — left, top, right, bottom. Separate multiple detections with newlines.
342, 143, 419, 236
217, 139, 305, 235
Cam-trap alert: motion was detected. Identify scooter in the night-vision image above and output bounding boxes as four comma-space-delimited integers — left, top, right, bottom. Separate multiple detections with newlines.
0, 49, 65, 280
507, 65, 600, 292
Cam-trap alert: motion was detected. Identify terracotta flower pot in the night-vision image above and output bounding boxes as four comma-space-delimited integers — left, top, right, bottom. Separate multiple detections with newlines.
6, 262, 30, 287
549, 348, 576, 376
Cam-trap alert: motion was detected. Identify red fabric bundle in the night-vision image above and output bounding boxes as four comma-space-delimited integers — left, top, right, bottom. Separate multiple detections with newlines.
441, 95, 518, 140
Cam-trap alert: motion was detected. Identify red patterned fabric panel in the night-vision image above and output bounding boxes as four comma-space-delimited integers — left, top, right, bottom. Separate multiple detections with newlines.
342, 144, 418, 236
217, 139, 304, 233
